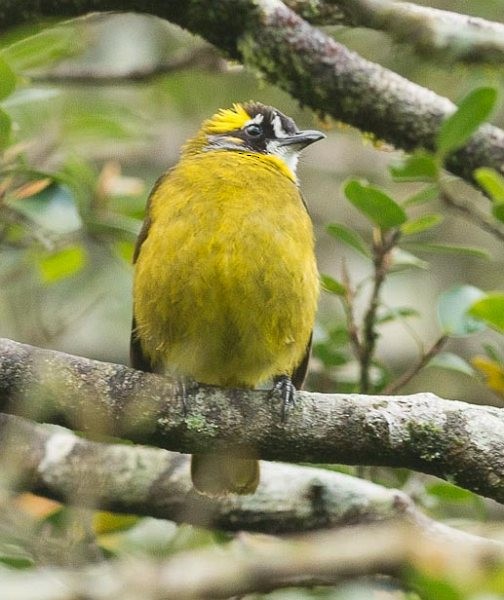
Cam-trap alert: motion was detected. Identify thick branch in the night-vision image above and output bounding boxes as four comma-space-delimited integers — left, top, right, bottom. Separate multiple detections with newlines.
0, 521, 501, 600
1, 338, 504, 503
332, 0, 504, 64
0, 1, 504, 186
1, 412, 412, 533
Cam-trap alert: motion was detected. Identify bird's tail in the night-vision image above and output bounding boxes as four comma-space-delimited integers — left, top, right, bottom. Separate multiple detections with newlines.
191, 454, 260, 497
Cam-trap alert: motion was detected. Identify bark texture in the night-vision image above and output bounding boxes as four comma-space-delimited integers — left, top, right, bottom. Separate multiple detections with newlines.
0, 412, 415, 532
0, 1, 503, 186
1, 338, 503, 503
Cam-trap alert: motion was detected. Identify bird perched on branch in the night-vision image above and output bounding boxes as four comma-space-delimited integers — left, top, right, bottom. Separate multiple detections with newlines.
131, 102, 323, 496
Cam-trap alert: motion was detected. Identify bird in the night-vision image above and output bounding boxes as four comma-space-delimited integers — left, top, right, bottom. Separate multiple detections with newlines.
131, 102, 323, 496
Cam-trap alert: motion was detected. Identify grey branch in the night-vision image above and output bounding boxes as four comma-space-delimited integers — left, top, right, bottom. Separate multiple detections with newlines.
29, 45, 229, 84
1, 0, 504, 187
6, 409, 503, 550
1, 337, 504, 503
324, 0, 504, 64
2, 413, 504, 597
0, 520, 502, 600
0, 411, 433, 536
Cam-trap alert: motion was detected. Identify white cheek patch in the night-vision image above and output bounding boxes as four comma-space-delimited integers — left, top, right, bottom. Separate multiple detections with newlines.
266, 140, 299, 176
271, 114, 289, 138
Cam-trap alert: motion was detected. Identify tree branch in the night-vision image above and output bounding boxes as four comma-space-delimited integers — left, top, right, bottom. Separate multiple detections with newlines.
384, 335, 449, 395
1, 337, 504, 503
330, 0, 504, 64
0, 412, 413, 533
440, 187, 504, 243
1, 1, 504, 187
360, 229, 401, 392
29, 45, 229, 84
0, 520, 501, 600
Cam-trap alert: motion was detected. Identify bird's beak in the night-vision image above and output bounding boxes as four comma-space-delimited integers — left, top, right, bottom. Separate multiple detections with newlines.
276, 129, 326, 149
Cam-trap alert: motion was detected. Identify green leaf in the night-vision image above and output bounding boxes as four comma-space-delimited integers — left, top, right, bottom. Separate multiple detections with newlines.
1, 26, 83, 71
320, 274, 346, 296
0, 555, 34, 569
427, 481, 476, 502
38, 244, 87, 283
400, 213, 443, 236
0, 107, 11, 148
326, 222, 370, 258
426, 481, 475, 502
493, 203, 504, 223
377, 306, 420, 324
344, 180, 407, 229
402, 184, 440, 207
0, 58, 16, 101
437, 87, 498, 156
389, 248, 429, 270
404, 242, 491, 260
437, 285, 486, 336
114, 240, 135, 263
390, 151, 438, 182
469, 293, 504, 333
474, 168, 504, 222
9, 184, 82, 234
474, 167, 504, 202
408, 570, 463, 600
428, 352, 475, 377
312, 343, 348, 367
328, 326, 349, 346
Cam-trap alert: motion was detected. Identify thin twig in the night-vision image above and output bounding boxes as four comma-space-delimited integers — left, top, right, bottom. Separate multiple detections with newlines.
341, 258, 363, 360
440, 188, 504, 243
383, 335, 448, 395
360, 229, 401, 392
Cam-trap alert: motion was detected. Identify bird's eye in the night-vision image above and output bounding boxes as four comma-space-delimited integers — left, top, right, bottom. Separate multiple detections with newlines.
245, 124, 262, 137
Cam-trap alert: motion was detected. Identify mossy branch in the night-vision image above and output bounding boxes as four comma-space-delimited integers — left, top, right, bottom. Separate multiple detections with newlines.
0, 411, 417, 533
1, 337, 504, 504
0, 0, 504, 188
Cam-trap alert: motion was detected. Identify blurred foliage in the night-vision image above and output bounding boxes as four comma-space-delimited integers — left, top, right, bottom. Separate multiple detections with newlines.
0, 6, 503, 600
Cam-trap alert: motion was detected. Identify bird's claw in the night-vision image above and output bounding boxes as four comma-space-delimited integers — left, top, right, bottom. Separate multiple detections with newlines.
173, 376, 197, 417
270, 375, 296, 422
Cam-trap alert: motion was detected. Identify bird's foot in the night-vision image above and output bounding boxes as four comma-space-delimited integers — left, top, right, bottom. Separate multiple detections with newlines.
173, 376, 197, 417
269, 375, 296, 422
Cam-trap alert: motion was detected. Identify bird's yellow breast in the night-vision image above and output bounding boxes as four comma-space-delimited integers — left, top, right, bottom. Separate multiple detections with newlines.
133, 150, 319, 387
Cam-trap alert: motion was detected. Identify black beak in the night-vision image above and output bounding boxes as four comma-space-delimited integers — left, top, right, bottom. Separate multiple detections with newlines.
276, 129, 326, 149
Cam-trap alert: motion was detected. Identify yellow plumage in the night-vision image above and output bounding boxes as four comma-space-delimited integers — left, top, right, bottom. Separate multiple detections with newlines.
132, 102, 322, 496
134, 151, 318, 385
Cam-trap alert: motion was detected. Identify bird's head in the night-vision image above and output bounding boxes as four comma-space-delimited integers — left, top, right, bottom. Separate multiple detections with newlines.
183, 102, 325, 177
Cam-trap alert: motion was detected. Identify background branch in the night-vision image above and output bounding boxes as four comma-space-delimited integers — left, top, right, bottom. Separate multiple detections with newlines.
1, 0, 504, 189
329, 0, 504, 64
0, 412, 426, 533
360, 229, 401, 392
1, 337, 504, 503
440, 186, 504, 242
29, 45, 229, 84
384, 335, 449, 395
0, 520, 501, 600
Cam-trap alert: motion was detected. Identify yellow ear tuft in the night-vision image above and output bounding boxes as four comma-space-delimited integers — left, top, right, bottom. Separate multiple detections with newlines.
204, 103, 252, 134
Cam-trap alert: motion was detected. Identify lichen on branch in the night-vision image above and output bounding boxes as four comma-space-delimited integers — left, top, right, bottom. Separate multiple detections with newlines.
1, 337, 503, 503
